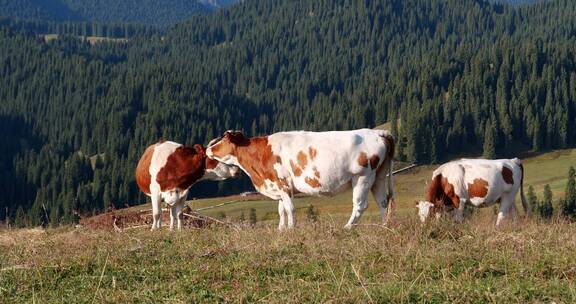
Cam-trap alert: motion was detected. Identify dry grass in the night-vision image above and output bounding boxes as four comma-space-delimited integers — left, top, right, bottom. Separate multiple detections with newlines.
1, 149, 575, 302
1, 213, 576, 303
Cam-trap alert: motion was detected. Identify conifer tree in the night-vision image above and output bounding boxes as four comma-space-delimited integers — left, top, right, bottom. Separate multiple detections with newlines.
538, 184, 554, 219
561, 166, 576, 220
483, 119, 496, 159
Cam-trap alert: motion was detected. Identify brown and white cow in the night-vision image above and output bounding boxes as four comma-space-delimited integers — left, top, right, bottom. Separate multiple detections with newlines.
135, 140, 239, 230
416, 158, 530, 226
206, 129, 396, 229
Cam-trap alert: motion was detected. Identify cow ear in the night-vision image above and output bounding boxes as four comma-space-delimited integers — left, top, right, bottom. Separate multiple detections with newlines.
193, 144, 205, 155
229, 131, 247, 145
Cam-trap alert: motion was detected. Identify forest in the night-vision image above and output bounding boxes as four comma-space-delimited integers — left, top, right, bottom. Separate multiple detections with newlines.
0, 0, 238, 27
0, 0, 575, 226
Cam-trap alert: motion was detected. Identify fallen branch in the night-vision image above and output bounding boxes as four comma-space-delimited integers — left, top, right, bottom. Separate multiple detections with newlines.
182, 213, 240, 231
195, 200, 241, 211
112, 217, 123, 233
389, 164, 418, 176
122, 224, 148, 231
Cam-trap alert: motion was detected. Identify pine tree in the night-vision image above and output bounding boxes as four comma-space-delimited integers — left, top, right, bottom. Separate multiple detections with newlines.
527, 185, 538, 213
483, 119, 496, 159
561, 166, 576, 220
538, 184, 554, 219
14, 206, 26, 228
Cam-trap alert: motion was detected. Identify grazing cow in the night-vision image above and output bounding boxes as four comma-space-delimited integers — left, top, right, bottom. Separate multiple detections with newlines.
135, 140, 240, 230
206, 129, 396, 229
416, 158, 530, 226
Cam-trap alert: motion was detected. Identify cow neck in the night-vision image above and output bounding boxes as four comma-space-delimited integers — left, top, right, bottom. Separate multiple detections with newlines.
233, 136, 277, 188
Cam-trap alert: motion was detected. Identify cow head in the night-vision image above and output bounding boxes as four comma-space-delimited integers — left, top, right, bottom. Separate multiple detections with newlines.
416, 201, 436, 222
206, 131, 249, 166
194, 144, 240, 181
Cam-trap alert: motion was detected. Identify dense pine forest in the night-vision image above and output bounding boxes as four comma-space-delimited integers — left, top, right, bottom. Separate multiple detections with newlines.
0, 0, 239, 27
1, 0, 575, 226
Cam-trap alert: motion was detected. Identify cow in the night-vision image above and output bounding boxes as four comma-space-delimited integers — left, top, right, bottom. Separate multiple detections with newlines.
135, 140, 240, 230
205, 129, 396, 229
416, 158, 530, 226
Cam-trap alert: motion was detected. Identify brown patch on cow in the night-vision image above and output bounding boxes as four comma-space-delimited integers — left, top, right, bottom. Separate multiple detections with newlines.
501, 166, 514, 184
135, 144, 156, 195
309, 147, 317, 160
357, 152, 369, 167
157, 146, 206, 192
425, 174, 461, 208
313, 167, 320, 179
468, 178, 489, 198
305, 177, 321, 188
381, 133, 395, 159
370, 155, 380, 169
233, 136, 290, 191
209, 131, 249, 159
276, 156, 282, 164
290, 160, 302, 177
297, 151, 308, 170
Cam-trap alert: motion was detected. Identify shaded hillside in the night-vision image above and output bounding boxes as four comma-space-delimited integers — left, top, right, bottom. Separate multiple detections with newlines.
0, 0, 240, 27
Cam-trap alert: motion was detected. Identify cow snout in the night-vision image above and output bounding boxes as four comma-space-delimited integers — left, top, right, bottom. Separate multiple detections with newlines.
206, 148, 214, 158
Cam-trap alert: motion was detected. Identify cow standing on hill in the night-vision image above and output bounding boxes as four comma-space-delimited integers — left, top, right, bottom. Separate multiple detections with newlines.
206, 129, 396, 229
416, 158, 530, 226
135, 140, 239, 230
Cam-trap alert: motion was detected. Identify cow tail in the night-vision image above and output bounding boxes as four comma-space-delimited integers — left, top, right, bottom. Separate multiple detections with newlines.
379, 131, 396, 212
518, 162, 531, 217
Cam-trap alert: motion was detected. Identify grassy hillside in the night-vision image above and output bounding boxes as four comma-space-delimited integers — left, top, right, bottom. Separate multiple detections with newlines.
2, 215, 576, 302
1, 149, 574, 302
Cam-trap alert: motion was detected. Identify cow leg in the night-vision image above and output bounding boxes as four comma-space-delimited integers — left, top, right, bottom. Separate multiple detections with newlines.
372, 156, 395, 225
170, 199, 185, 230
169, 204, 177, 231
509, 203, 519, 223
496, 195, 515, 226
277, 200, 286, 230
453, 199, 466, 223
498, 195, 519, 226
345, 175, 373, 229
151, 193, 162, 230
282, 195, 296, 229
371, 164, 391, 225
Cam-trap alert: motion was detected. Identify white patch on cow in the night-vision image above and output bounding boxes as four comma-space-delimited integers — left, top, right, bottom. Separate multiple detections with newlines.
149, 141, 181, 194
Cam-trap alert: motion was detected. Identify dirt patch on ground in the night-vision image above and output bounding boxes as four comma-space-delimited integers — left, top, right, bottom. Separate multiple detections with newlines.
80, 206, 215, 231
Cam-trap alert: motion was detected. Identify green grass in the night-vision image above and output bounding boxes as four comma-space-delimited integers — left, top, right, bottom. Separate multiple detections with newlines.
1, 216, 576, 302
1, 149, 575, 302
